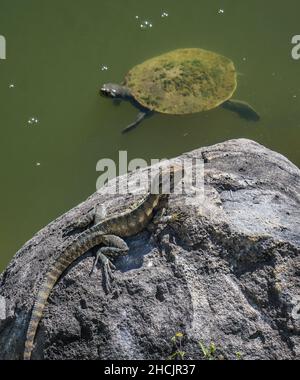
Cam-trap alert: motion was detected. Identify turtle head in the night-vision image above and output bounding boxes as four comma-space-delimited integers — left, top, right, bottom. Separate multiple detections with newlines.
100, 83, 130, 99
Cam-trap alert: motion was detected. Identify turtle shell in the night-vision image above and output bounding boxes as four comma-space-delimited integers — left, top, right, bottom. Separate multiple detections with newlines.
124, 48, 237, 115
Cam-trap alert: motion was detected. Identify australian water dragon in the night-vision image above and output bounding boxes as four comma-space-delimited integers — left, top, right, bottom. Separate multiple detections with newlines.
23, 165, 183, 360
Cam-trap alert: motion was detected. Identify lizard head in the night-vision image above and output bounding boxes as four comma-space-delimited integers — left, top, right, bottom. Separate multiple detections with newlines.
152, 164, 183, 194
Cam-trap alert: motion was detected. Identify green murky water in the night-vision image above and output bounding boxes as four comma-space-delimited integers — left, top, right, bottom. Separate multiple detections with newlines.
0, 0, 300, 271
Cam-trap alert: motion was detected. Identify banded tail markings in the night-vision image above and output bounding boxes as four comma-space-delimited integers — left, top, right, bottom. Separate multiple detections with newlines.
24, 230, 107, 360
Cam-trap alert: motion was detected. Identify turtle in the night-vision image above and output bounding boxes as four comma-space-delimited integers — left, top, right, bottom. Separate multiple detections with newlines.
100, 48, 260, 133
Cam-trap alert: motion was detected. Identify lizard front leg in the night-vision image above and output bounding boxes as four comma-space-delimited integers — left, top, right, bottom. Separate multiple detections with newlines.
63, 210, 95, 236
91, 235, 129, 292
64, 205, 107, 235
148, 206, 185, 233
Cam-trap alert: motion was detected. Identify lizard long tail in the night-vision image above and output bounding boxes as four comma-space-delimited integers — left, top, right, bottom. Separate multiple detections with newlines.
23, 230, 104, 360
23, 273, 58, 360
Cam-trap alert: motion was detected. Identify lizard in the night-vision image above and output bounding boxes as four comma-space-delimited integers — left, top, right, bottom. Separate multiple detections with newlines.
23, 164, 183, 360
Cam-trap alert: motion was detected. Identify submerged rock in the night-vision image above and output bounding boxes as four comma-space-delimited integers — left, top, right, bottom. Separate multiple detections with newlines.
0, 139, 299, 360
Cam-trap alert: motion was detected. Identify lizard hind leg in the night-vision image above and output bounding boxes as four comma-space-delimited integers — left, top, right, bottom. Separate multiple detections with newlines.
91, 248, 117, 293
90, 235, 129, 292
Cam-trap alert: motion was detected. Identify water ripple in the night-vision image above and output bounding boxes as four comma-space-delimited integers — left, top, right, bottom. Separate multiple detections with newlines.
140, 20, 153, 30
27, 117, 39, 126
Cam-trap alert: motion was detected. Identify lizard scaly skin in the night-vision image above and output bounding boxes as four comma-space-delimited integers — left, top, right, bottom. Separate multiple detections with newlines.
24, 166, 182, 360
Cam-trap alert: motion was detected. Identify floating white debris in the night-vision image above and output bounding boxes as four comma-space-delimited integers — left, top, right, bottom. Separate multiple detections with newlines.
242, 57, 247, 61
161, 11, 169, 18
100, 65, 109, 71
36, 162, 41, 167
28, 117, 39, 125
293, 95, 297, 98
140, 20, 153, 30
135, 15, 139, 19
9, 83, 15, 88
218, 9, 225, 14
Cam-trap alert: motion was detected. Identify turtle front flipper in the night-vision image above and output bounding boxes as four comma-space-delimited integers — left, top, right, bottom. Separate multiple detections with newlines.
222, 99, 260, 121
122, 110, 154, 134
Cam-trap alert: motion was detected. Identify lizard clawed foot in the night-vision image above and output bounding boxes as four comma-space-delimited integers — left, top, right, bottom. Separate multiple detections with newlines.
100, 254, 116, 293
90, 237, 129, 293
149, 210, 185, 232
90, 249, 117, 293
165, 211, 186, 224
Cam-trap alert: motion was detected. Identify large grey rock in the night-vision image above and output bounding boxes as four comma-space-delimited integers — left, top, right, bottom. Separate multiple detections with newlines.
0, 139, 300, 360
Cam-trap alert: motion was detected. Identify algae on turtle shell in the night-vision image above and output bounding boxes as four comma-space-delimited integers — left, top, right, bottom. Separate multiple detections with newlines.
124, 48, 237, 114
100, 48, 259, 133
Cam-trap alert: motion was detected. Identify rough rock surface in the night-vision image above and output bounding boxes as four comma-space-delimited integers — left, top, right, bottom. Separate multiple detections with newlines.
0, 139, 300, 360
